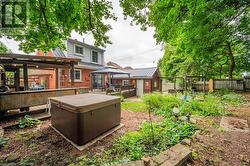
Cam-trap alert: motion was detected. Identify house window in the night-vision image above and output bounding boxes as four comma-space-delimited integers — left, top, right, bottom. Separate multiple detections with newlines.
122, 80, 130, 86
70, 69, 82, 82
74, 70, 81, 81
75, 45, 83, 55
92, 74, 104, 89
92, 51, 98, 63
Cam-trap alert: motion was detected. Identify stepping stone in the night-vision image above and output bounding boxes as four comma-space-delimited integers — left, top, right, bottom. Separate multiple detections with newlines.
151, 143, 191, 166
220, 117, 249, 133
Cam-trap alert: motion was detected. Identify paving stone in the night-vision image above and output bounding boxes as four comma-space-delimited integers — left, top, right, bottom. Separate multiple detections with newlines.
152, 143, 191, 166
220, 117, 249, 132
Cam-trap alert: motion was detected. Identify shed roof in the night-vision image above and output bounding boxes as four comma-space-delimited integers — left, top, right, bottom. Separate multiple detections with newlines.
114, 67, 158, 79
91, 67, 130, 75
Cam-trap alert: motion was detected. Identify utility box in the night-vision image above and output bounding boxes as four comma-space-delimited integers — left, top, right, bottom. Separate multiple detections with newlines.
50, 94, 121, 145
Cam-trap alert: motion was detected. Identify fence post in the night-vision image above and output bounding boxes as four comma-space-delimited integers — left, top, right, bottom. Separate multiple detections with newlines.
208, 79, 214, 92
243, 79, 246, 92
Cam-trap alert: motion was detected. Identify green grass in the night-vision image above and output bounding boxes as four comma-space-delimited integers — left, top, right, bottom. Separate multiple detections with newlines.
121, 101, 147, 112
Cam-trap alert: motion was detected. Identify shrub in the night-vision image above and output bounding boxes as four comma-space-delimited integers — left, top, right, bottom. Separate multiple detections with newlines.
142, 92, 165, 110
180, 98, 226, 116
143, 93, 229, 117
143, 93, 182, 110
18, 115, 40, 129
74, 119, 196, 165
113, 119, 196, 161
212, 89, 247, 106
221, 93, 247, 106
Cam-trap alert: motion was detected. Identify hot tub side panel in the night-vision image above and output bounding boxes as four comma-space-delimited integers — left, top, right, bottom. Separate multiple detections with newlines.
50, 103, 79, 144
79, 102, 121, 145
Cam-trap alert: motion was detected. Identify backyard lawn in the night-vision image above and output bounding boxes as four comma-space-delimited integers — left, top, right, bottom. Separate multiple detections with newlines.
121, 101, 147, 112
0, 91, 250, 165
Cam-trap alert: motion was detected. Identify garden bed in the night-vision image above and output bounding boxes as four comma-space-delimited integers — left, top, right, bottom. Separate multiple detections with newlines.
0, 110, 162, 165
1, 91, 249, 166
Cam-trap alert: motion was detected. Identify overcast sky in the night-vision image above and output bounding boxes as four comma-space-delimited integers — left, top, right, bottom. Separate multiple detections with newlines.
0, 0, 163, 68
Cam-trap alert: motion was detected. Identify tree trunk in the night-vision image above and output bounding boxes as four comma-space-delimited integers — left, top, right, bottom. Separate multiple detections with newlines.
226, 41, 235, 79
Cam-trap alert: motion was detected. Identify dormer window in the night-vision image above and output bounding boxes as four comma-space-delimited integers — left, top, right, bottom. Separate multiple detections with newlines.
75, 45, 83, 55
92, 51, 98, 63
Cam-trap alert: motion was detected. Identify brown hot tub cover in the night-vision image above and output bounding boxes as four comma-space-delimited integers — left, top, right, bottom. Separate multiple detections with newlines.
50, 94, 121, 145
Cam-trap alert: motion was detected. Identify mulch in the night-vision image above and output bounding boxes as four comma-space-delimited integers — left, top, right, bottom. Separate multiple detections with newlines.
0, 109, 162, 165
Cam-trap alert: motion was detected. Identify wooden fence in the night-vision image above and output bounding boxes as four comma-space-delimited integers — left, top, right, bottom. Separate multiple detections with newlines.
244, 78, 250, 91
160, 76, 250, 92
212, 78, 250, 91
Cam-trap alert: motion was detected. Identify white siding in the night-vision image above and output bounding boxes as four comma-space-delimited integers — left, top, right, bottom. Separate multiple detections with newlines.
66, 40, 104, 65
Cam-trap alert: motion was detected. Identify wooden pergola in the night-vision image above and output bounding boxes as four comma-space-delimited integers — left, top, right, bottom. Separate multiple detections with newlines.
0, 53, 80, 91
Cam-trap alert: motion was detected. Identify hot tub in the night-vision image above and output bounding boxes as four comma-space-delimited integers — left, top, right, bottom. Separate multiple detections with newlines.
50, 93, 121, 145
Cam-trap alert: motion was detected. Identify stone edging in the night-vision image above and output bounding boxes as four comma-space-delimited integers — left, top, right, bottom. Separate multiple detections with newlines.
114, 142, 192, 166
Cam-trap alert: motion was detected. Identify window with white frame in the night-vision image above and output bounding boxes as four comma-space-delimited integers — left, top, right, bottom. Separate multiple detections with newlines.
92, 51, 98, 63
74, 45, 84, 55
69, 69, 82, 82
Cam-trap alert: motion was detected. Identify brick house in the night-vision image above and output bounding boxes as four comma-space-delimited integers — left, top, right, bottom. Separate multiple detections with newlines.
35, 39, 105, 89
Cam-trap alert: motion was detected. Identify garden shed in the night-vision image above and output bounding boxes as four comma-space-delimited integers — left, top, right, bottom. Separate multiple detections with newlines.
113, 67, 161, 97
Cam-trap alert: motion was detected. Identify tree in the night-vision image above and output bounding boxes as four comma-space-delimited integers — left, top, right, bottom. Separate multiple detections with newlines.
0, 0, 116, 53
120, 0, 250, 78
0, 42, 10, 53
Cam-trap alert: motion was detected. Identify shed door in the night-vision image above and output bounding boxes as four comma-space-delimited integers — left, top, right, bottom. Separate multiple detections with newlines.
136, 80, 144, 97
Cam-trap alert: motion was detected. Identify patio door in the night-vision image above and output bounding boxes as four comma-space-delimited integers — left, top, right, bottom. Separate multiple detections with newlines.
136, 80, 144, 97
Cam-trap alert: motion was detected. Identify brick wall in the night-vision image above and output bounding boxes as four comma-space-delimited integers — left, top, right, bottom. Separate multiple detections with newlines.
64, 68, 93, 88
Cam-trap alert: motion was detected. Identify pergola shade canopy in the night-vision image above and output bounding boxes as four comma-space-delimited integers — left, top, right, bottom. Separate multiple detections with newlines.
91, 67, 130, 75
0, 53, 81, 91
0, 53, 80, 68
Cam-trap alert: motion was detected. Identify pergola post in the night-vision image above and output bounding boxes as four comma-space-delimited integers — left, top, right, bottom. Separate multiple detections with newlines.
2, 71, 6, 85
55, 68, 59, 89
14, 68, 20, 91
70, 63, 75, 87
108, 73, 111, 85
23, 64, 28, 91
